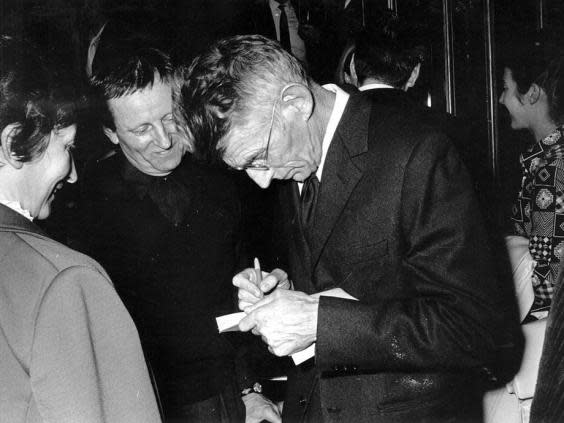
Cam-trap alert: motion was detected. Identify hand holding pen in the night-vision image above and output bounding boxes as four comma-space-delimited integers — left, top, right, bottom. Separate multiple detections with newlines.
232, 257, 292, 311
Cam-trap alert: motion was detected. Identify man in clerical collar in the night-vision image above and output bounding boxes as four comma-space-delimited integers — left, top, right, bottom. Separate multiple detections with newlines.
82, 18, 246, 422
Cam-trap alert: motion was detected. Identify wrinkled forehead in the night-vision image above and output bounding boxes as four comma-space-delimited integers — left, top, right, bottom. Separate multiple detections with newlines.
109, 80, 173, 125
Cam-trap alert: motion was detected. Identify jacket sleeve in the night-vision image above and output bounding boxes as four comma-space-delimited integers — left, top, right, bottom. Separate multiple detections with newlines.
30, 266, 161, 423
315, 135, 521, 376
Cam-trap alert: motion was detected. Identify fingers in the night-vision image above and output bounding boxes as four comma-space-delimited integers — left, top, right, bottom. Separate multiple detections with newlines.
239, 313, 257, 332
233, 268, 262, 298
260, 268, 290, 293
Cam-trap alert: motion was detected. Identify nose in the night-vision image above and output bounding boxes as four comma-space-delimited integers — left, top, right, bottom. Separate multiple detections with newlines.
67, 155, 78, 184
498, 92, 504, 105
154, 125, 172, 150
246, 169, 274, 189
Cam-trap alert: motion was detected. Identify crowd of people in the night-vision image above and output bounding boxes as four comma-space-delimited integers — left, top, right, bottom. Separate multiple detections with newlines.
1, 3, 564, 423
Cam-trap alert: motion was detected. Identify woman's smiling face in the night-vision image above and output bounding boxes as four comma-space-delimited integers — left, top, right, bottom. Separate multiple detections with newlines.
19, 125, 77, 220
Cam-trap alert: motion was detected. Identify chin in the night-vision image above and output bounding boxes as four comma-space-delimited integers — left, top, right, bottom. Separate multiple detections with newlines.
510, 119, 526, 131
36, 207, 50, 221
155, 154, 183, 173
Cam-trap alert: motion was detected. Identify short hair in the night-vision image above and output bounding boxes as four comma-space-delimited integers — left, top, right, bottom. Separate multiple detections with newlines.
0, 35, 78, 162
88, 18, 174, 130
175, 34, 309, 162
353, 14, 426, 88
500, 36, 564, 125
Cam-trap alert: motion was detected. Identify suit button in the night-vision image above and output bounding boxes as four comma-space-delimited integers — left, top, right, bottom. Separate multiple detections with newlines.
299, 397, 307, 407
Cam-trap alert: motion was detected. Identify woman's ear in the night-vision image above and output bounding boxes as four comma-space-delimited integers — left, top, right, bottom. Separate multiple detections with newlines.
528, 83, 542, 105
0, 123, 24, 169
280, 83, 314, 122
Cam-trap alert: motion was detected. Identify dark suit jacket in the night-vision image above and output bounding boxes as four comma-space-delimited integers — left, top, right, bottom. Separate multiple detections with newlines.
275, 93, 522, 422
78, 151, 244, 416
358, 88, 490, 211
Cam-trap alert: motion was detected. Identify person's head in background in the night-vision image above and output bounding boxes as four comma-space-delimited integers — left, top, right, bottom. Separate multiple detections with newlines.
0, 35, 79, 220
88, 17, 189, 177
346, 12, 426, 91
499, 37, 564, 142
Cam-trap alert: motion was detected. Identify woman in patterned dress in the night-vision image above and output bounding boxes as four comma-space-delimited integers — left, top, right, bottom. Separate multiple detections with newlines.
500, 45, 564, 320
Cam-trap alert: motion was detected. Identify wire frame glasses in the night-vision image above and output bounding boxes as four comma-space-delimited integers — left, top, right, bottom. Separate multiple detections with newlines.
236, 97, 278, 171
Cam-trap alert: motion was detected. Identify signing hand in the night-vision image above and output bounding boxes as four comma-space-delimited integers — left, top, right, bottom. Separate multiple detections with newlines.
233, 267, 292, 310
239, 289, 319, 356
242, 393, 282, 423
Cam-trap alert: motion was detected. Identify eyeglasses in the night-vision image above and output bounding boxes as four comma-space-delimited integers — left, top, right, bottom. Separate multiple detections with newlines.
235, 83, 304, 172
235, 97, 278, 171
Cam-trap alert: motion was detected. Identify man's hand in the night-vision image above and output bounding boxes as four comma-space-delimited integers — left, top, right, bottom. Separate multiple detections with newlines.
239, 289, 319, 356
242, 393, 282, 423
233, 267, 292, 310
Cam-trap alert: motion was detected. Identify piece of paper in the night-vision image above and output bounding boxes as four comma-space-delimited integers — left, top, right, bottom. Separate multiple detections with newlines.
216, 312, 246, 333
215, 287, 357, 365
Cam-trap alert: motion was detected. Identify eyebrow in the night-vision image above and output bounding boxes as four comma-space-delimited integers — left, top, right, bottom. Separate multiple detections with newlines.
232, 147, 267, 169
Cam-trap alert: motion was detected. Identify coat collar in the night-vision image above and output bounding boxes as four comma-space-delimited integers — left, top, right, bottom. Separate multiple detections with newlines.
0, 203, 46, 237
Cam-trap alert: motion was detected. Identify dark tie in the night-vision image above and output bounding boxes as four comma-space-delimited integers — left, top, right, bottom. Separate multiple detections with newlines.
277, 2, 292, 53
300, 175, 319, 245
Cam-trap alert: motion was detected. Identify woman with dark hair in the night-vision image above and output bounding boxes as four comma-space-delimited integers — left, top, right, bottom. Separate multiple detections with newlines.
500, 42, 564, 321
0, 35, 161, 423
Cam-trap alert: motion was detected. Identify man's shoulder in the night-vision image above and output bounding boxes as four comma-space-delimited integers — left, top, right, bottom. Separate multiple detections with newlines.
349, 93, 450, 150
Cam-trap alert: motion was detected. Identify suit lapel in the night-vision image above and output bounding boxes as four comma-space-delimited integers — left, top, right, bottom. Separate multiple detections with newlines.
310, 94, 371, 268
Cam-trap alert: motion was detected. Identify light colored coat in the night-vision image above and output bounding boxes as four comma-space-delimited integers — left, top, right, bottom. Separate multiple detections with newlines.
0, 204, 161, 423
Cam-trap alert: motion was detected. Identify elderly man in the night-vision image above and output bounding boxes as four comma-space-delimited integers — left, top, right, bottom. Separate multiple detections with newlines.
177, 35, 521, 423
81, 21, 245, 422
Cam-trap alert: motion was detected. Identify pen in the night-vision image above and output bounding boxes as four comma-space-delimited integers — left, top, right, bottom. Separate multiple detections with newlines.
253, 257, 262, 285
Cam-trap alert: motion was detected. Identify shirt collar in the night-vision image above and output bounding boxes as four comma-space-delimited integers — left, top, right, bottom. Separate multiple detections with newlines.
316, 84, 349, 181
359, 83, 395, 91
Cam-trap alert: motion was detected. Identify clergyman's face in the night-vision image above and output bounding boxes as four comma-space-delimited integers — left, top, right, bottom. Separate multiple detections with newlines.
105, 78, 188, 176
222, 111, 320, 188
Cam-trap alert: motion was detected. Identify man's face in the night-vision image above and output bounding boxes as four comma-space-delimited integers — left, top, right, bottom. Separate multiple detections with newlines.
105, 78, 187, 176
222, 109, 320, 188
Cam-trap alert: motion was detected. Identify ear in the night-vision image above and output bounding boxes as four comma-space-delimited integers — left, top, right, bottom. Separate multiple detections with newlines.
527, 83, 542, 105
404, 63, 421, 91
103, 126, 120, 145
0, 123, 24, 169
279, 83, 314, 123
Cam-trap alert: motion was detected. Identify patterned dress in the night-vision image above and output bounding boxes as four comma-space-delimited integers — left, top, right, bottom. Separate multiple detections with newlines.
512, 125, 564, 315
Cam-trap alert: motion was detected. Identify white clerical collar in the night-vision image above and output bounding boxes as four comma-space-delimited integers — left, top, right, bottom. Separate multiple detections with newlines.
298, 84, 349, 192
0, 200, 33, 221
359, 83, 395, 91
